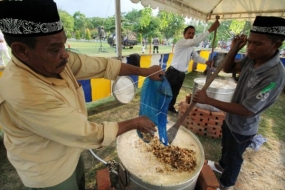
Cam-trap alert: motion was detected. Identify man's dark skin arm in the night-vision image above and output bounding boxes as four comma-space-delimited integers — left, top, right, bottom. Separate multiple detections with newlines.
223, 35, 247, 74
194, 98, 253, 117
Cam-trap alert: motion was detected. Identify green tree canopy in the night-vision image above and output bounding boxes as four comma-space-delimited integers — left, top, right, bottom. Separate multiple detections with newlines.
58, 10, 74, 36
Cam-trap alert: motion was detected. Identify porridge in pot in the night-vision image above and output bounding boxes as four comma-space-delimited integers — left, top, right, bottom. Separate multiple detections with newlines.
117, 124, 204, 186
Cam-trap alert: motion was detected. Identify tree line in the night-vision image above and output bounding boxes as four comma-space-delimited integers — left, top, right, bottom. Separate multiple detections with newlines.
58, 7, 253, 47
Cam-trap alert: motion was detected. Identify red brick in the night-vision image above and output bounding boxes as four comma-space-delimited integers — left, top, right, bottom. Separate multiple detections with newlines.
197, 165, 220, 190
207, 132, 222, 138
208, 118, 219, 122
192, 117, 205, 124
96, 168, 112, 190
207, 124, 222, 129
192, 106, 198, 112
197, 108, 211, 116
207, 115, 219, 120
211, 111, 225, 117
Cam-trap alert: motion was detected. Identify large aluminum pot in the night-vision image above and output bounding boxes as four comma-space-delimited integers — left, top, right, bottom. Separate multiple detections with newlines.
192, 78, 236, 112
116, 122, 204, 190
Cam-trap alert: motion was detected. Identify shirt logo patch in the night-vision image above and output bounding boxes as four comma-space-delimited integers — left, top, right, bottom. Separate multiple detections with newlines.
256, 82, 276, 101
247, 75, 259, 88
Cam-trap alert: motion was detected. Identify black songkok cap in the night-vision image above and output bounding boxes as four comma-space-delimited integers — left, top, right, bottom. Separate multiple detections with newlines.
0, 0, 63, 37
250, 16, 285, 37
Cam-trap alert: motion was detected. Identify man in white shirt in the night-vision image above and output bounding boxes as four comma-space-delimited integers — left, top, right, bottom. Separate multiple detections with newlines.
166, 22, 220, 113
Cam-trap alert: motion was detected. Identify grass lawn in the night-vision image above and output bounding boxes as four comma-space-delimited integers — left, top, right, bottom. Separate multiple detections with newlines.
66, 40, 173, 57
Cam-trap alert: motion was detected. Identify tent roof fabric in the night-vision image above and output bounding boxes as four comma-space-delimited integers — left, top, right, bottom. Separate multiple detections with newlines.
130, 0, 285, 21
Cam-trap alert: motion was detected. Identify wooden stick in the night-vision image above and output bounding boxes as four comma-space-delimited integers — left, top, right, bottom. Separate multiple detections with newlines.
206, 15, 220, 81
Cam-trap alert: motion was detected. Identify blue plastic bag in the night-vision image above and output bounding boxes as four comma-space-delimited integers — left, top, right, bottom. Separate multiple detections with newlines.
138, 76, 172, 145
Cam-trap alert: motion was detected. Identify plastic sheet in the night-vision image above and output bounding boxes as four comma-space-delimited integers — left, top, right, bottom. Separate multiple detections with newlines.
138, 76, 172, 145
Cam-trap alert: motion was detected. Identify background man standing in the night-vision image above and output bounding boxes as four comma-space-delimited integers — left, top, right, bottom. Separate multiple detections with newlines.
152, 36, 159, 54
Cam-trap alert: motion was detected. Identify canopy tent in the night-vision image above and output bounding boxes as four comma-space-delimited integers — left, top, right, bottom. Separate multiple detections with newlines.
114, 0, 285, 58
130, 0, 285, 21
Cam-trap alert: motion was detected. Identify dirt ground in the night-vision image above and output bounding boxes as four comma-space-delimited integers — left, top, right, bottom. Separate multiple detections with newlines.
231, 139, 285, 190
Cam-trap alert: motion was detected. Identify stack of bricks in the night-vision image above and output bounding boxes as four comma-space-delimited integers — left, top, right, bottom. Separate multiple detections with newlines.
178, 101, 225, 138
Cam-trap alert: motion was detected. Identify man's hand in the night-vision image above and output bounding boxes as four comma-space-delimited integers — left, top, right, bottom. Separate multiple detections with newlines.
205, 60, 213, 67
192, 90, 209, 104
231, 34, 247, 51
145, 65, 164, 81
135, 116, 157, 134
117, 116, 157, 137
208, 20, 220, 33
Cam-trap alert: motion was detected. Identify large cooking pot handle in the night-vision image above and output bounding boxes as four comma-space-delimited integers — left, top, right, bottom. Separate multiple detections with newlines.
119, 163, 130, 186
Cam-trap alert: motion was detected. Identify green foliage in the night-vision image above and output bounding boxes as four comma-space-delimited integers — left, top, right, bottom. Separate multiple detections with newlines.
75, 30, 81, 40
66, 31, 71, 38
193, 23, 208, 35
159, 11, 185, 40
103, 16, 116, 33
58, 7, 252, 47
137, 33, 142, 43
215, 20, 232, 41
159, 36, 162, 44
85, 28, 92, 40
147, 36, 152, 44
89, 17, 105, 29
123, 9, 142, 33
58, 10, 74, 34
73, 11, 87, 33
172, 36, 181, 44
140, 7, 152, 28
229, 20, 246, 35
157, 10, 174, 29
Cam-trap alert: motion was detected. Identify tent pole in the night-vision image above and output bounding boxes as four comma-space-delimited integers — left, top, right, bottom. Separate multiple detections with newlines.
115, 0, 122, 60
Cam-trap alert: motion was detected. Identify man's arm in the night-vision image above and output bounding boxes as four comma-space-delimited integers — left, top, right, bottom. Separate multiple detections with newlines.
176, 20, 220, 48
192, 90, 254, 117
117, 116, 157, 136
192, 51, 207, 64
223, 35, 247, 73
119, 63, 164, 81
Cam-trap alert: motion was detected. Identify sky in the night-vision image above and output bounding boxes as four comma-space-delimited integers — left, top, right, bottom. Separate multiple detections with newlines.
54, 0, 148, 18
